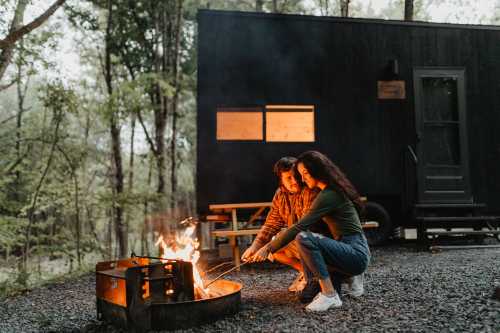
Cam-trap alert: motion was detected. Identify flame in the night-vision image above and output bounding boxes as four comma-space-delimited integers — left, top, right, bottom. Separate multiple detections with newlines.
155, 222, 210, 298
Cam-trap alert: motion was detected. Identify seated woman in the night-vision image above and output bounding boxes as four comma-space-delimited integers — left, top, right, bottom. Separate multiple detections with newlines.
250, 150, 370, 312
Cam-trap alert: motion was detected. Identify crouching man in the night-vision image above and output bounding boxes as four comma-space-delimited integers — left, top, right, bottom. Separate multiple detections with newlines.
241, 157, 318, 292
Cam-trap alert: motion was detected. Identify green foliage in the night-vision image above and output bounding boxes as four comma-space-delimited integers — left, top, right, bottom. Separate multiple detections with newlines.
39, 81, 78, 116
0, 215, 27, 252
109, 73, 175, 117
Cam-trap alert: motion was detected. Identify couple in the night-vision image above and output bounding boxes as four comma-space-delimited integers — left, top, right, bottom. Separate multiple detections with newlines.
242, 151, 371, 312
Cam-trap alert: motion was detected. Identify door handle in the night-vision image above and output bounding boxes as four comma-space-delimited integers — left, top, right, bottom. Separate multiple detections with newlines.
407, 145, 418, 164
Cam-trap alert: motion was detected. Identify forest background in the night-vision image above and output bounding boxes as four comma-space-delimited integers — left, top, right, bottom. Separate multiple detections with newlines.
0, 0, 499, 295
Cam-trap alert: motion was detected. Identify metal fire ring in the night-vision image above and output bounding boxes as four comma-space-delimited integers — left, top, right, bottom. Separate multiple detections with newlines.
96, 258, 242, 332
149, 279, 242, 330
97, 279, 242, 331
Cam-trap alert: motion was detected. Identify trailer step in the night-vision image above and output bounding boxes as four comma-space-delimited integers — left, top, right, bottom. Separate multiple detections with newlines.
426, 230, 500, 236
416, 216, 499, 223
414, 203, 486, 209
429, 245, 500, 251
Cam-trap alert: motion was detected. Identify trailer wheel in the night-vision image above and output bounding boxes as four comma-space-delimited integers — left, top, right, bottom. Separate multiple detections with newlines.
362, 201, 393, 246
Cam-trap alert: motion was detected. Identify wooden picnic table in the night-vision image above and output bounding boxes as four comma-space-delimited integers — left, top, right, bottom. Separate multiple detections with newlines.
208, 202, 272, 267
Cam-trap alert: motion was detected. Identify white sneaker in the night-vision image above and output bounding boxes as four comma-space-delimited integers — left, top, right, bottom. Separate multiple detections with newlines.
305, 292, 342, 312
288, 272, 306, 292
346, 273, 364, 298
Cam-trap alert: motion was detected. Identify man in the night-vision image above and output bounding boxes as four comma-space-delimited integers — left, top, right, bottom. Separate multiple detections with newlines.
241, 157, 318, 292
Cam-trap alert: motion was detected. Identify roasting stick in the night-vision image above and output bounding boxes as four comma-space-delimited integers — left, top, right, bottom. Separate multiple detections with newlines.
203, 260, 234, 275
204, 249, 274, 288
204, 260, 250, 288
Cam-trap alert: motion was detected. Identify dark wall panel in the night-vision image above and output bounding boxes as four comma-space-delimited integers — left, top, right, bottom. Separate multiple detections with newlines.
197, 10, 500, 216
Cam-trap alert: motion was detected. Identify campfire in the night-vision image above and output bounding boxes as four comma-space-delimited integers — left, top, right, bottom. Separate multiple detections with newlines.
95, 218, 242, 331
154, 220, 210, 299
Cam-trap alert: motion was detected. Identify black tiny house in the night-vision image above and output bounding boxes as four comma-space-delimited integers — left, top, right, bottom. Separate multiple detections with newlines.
196, 10, 500, 243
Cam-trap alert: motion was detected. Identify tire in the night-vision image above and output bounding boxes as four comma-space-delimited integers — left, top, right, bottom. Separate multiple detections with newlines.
362, 201, 393, 246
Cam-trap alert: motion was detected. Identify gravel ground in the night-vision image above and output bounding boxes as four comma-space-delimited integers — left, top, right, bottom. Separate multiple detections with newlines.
0, 244, 499, 333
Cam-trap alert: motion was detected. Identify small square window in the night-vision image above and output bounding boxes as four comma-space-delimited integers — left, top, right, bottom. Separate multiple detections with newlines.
265, 105, 315, 142
216, 108, 263, 141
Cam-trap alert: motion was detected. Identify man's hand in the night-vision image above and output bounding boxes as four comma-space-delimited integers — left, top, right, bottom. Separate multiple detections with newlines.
249, 243, 271, 262
241, 243, 260, 262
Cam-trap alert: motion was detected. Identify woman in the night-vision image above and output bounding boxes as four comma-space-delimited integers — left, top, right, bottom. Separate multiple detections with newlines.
250, 151, 370, 312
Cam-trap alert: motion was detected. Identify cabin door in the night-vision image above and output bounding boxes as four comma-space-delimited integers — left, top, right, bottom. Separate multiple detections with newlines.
413, 68, 472, 203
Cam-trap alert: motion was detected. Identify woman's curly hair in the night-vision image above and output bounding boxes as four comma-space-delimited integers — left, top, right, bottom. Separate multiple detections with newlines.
297, 151, 365, 216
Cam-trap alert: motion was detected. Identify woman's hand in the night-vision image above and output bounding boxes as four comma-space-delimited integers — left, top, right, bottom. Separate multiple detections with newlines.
249, 243, 271, 262
241, 243, 260, 262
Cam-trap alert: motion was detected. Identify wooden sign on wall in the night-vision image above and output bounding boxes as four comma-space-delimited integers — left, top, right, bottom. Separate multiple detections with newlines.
377, 80, 406, 99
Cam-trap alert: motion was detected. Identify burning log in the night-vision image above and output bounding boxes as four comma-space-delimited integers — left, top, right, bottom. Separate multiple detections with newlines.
155, 219, 210, 299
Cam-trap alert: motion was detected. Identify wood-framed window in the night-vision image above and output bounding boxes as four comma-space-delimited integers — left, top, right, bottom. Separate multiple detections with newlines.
265, 105, 315, 142
216, 108, 263, 141
215, 105, 315, 142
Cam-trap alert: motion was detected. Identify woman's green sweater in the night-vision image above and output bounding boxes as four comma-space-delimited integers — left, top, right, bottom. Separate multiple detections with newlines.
269, 187, 363, 253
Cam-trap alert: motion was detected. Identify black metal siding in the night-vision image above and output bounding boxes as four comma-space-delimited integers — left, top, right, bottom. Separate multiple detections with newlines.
197, 10, 500, 218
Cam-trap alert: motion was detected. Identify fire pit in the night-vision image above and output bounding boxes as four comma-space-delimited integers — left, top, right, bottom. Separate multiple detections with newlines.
96, 256, 242, 332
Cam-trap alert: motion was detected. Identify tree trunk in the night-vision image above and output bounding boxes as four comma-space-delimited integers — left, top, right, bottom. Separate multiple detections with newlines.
170, 0, 183, 210
15, 54, 25, 201
57, 146, 82, 267
256, 0, 264, 12
0, 0, 66, 83
124, 112, 135, 251
272, 0, 278, 12
82, 102, 91, 238
74, 175, 81, 267
318, 0, 329, 16
0, 0, 27, 83
340, 0, 350, 17
128, 114, 136, 191
154, 4, 168, 214
142, 157, 153, 256
23, 109, 62, 269
107, 206, 113, 259
170, 113, 178, 210
69, 163, 81, 267
105, 0, 127, 258
154, 113, 167, 200
86, 206, 99, 244
404, 0, 414, 21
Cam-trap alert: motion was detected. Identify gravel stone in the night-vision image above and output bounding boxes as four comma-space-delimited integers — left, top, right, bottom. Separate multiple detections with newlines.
0, 245, 499, 333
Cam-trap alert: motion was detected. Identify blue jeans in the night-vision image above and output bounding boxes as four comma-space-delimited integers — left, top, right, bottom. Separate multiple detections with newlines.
296, 231, 371, 293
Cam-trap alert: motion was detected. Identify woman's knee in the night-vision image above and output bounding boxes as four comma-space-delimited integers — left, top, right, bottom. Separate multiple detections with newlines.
295, 231, 315, 249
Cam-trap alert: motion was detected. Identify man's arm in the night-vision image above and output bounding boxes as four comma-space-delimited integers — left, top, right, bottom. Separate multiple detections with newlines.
241, 189, 286, 261
253, 189, 286, 248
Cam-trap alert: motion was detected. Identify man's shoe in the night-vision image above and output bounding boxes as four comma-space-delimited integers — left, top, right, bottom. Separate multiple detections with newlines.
298, 279, 320, 303
288, 272, 306, 292
346, 273, 364, 298
305, 292, 342, 312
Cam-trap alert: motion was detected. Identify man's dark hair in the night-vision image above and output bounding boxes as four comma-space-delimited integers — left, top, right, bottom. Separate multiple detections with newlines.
273, 156, 298, 180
